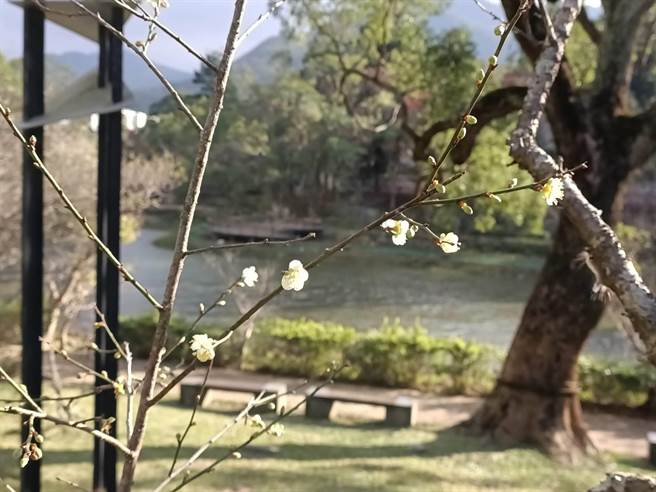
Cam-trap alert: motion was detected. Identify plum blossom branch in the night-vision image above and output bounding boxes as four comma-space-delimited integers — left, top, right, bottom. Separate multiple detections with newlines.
158, 367, 343, 491
121, 2, 247, 487
0, 104, 163, 310
426, 0, 531, 182
167, 360, 214, 477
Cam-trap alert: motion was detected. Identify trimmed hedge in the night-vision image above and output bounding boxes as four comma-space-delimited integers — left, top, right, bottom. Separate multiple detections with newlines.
120, 315, 656, 406
243, 318, 498, 394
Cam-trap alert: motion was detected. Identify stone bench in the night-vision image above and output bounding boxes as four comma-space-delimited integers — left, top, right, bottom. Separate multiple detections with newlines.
180, 376, 287, 414
648, 431, 656, 466
304, 387, 417, 427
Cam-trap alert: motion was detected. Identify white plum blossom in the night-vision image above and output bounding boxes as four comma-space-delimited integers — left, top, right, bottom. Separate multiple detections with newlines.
541, 177, 564, 206
269, 423, 285, 437
381, 219, 410, 246
240, 266, 259, 287
281, 260, 309, 291
437, 232, 461, 254
189, 334, 217, 362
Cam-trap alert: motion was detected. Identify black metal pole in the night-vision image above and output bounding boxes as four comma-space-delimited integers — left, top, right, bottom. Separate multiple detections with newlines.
21, 6, 45, 492
93, 7, 123, 492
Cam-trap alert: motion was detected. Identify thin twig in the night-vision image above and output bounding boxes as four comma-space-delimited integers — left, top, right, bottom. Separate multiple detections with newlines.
162, 278, 241, 365
1, 406, 134, 457
167, 360, 214, 476
184, 232, 316, 256
156, 372, 338, 491
427, 0, 530, 181
0, 385, 113, 404
55, 477, 89, 492
147, 361, 198, 408
418, 164, 588, 206
0, 103, 163, 310
71, 0, 203, 132
111, 0, 219, 72
472, 0, 506, 23
235, 0, 285, 49
0, 366, 42, 412
167, 370, 341, 491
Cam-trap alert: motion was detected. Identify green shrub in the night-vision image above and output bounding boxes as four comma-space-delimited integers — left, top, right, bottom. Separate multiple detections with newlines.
243, 318, 357, 378
578, 356, 656, 406
346, 322, 444, 389
432, 337, 500, 394
119, 314, 655, 408
346, 321, 498, 392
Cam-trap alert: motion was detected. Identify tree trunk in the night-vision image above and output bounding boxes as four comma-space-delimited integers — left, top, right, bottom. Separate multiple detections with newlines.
467, 217, 604, 460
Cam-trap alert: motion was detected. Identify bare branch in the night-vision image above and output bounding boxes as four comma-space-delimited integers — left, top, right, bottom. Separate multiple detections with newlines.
0, 104, 163, 310
1, 405, 134, 457
235, 0, 286, 49
578, 5, 602, 45
112, 0, 219, 72
184, 232, 316, 256
121, 6, 248, 486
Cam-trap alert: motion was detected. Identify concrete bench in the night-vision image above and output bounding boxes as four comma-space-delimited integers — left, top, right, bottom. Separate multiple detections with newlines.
180, 377, 287, 414
648, 431, 656, 466
304, 387, 417, 427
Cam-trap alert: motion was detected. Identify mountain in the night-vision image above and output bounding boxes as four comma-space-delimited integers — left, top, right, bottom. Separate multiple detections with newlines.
37, 2, 604, 113
232, 35, 305, 85
47, 51, 197, 111
429, 0, 517, 60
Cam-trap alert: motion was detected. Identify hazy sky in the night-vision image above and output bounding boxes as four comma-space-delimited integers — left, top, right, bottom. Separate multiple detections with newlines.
0, 0, 600, 72
0, 0, 282, 71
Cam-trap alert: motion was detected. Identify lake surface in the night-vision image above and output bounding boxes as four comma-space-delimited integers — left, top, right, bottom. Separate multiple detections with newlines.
120, 228, 636, 358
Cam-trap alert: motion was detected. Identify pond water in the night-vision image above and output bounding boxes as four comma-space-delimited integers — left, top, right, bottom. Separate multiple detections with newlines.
120, 228, 636, 359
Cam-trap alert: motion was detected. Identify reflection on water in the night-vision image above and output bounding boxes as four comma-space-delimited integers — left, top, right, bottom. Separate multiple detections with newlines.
121, 228, 636, 358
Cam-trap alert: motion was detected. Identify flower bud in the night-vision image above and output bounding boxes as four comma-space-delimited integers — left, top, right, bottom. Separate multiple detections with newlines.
486, 192, 502, 203
476, 68, 486, 84
457, 127, 467, 140
465, 114, 477, 125
458, 201, 474, 215
495, 24, 506, 36
28, 135, 37, 147
488, 55, 498, 67
432, 179, 446, 193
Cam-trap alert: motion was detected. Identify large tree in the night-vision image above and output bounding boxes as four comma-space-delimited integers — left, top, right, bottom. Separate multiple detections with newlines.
290, 0, 656, 457
467, 0, 656, 458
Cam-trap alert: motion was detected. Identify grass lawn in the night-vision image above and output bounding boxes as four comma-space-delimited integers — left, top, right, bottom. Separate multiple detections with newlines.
0, 385, 652, 492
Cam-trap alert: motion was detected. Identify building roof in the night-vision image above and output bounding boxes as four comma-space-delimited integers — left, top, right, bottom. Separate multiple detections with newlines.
10, 0, 131, 42
13, 1, 139, 128
19, 71, 136, 129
